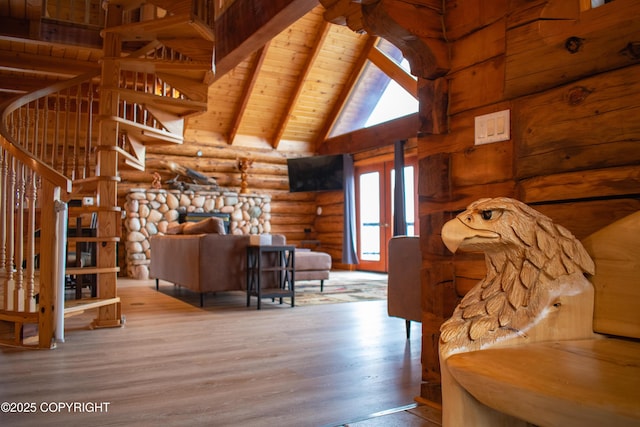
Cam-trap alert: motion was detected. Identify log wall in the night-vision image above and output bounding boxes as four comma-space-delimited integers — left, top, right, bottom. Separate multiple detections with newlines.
117, 134, 320, 271
416, 0, 640, 402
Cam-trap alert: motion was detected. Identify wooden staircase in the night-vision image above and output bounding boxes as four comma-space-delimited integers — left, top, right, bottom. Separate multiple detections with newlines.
0, 0, 214, 348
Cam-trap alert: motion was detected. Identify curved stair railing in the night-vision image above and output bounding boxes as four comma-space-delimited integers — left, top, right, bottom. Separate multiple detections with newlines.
0, 72, 100, 348
0, 0, 214, 348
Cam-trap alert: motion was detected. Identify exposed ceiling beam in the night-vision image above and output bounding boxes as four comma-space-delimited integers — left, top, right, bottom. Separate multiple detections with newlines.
314, 35, 377, 150
272, 20, 331, 149
228, 43, 270, 145
214, 0, 318, 80
319, 112, 419, 155
0, 49, 100, 77
368, 46, 417, 98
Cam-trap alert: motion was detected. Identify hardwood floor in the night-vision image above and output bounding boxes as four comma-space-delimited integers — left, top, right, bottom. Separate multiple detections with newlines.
0, 275, 425, 426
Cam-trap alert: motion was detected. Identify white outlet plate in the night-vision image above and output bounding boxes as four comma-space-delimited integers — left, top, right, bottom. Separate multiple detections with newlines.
474, 109, 510, 145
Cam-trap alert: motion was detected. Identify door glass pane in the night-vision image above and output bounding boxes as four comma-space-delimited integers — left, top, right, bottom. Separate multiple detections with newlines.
359, 172, 380, 261
390, 166, 416, 236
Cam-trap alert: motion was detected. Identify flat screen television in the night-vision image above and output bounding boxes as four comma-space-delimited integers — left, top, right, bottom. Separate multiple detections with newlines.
287, 154, 344, 193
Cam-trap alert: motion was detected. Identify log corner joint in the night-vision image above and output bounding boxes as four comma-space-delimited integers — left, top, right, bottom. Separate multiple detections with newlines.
320, 0, 450, 80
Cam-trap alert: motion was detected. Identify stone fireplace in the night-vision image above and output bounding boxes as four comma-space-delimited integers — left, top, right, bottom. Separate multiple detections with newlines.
123, 188, 271, 279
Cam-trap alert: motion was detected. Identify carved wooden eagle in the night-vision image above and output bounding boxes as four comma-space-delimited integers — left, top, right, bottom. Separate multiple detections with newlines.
439, 197, 595, 358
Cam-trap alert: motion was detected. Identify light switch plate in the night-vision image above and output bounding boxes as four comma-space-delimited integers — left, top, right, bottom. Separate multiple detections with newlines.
474, 109, 510, 145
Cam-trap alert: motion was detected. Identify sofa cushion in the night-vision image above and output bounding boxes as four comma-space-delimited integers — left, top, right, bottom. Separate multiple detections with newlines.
183, 217, 226, 235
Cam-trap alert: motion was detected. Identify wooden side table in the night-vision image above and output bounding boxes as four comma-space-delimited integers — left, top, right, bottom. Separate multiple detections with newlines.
246, 245, 295, 309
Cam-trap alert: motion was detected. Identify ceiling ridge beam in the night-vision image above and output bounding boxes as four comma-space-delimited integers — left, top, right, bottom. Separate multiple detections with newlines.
227, 42, 271, 145
272, 20, 332, 149
314, 35, 378, 151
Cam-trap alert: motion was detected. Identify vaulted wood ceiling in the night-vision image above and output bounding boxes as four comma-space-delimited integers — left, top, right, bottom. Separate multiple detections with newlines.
0, 1, 418, 156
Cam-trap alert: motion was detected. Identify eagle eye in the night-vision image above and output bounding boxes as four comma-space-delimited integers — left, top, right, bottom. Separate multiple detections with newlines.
481, 210, 493, 220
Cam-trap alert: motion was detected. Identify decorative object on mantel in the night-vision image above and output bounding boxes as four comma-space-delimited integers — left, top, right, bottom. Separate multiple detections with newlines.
237, 157, 254, 194
163, 161, 219, 191
439, 197, 596, 426
151, 172, 162, 189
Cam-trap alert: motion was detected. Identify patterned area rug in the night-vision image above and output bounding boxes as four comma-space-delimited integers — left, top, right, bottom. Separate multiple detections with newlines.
295, 271, 388, 306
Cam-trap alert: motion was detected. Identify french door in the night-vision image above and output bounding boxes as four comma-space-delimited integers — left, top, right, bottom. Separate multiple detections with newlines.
355, 158, 417, 272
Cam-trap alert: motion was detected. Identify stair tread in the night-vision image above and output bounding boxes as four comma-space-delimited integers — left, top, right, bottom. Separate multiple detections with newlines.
118, 57, 212, 71
68, 206, 121, 214
64, 297, 120, 316
0, 310, 38, 323
71, 176, 121, 198
66, 266, 120, 275
111, 117, 184, 144
113, 88, 207, 116
68, 236, 120, 243
91, 145, 146, 171
73, 176, 121, 185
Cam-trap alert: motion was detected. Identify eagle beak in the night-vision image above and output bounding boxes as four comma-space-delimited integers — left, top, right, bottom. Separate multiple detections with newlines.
441, 218, 466, 253
441, 217, 499, 253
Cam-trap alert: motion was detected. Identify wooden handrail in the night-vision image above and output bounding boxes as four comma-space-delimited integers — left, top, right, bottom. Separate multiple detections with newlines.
0, 70, 101, 193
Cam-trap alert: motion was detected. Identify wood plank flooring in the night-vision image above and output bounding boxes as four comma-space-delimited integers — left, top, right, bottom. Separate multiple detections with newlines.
0, 275, 426, 427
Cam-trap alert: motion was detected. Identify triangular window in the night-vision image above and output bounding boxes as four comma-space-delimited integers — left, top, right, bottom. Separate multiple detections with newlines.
330, 39, 418, 138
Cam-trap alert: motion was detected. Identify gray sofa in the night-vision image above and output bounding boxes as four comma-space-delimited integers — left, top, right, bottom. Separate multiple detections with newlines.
150, 230, 286, 306
150, 216, 334, 306
149, 215, 333, 306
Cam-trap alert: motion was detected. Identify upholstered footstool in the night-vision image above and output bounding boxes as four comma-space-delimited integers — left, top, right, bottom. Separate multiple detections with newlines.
295, 250, 331, 291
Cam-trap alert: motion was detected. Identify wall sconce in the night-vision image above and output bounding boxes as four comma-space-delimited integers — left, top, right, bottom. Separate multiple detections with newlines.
196, 150, 203, 157
316, 206, 323, 216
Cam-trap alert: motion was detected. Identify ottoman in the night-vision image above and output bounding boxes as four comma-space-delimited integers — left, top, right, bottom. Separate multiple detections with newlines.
295, 250, 332, 291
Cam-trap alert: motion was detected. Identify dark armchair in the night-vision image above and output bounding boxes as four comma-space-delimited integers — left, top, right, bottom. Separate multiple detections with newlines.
387, 235, 422, 339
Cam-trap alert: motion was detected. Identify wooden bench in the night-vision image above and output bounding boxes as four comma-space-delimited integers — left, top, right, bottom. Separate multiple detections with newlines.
439, 200, 640, 427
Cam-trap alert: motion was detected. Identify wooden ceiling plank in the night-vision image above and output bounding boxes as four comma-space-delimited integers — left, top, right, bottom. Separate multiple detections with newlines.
368, 45, 417, 98
214, 0, 318, 80
273, 20, 331, 149
228, 42, 270, 145
314, 35, 377, 151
